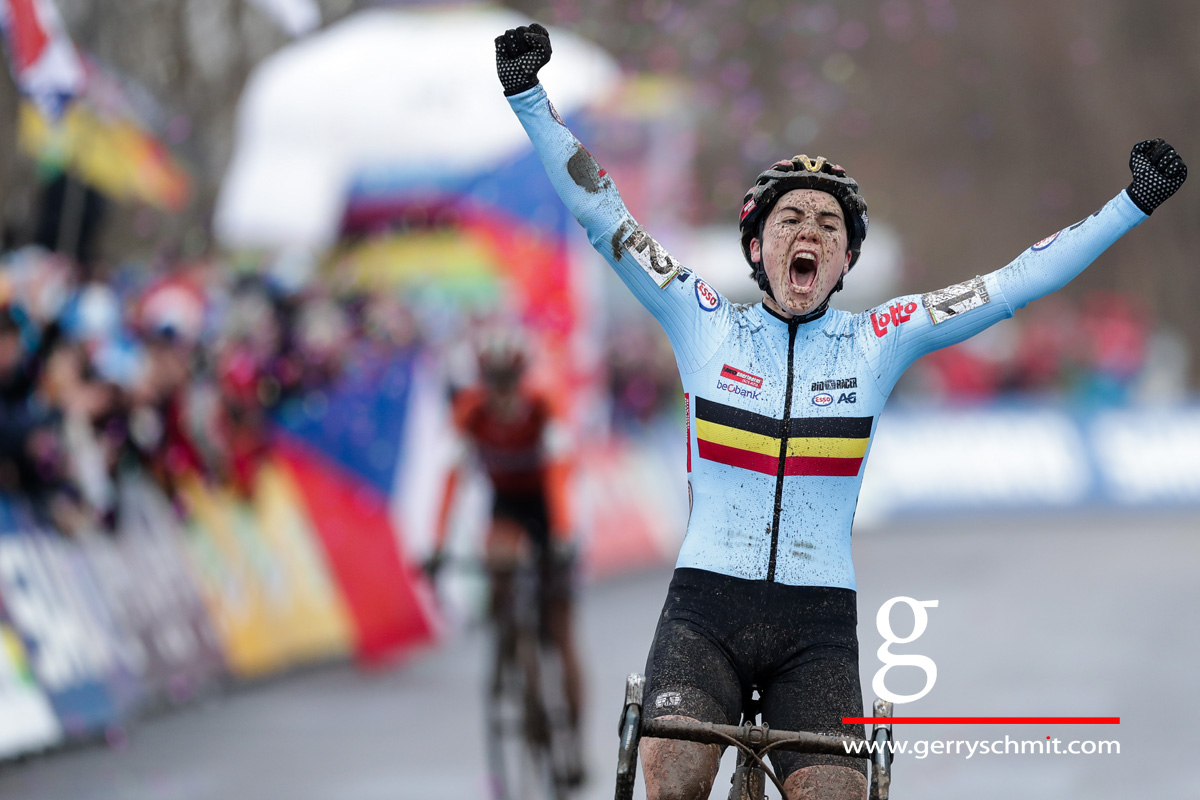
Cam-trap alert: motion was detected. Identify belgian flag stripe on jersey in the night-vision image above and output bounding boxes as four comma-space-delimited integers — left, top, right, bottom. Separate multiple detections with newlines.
694, 398, 872, 477
694, 420, 869, 459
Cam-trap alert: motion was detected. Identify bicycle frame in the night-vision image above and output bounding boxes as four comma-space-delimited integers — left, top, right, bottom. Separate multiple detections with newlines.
616, 674, 894, 800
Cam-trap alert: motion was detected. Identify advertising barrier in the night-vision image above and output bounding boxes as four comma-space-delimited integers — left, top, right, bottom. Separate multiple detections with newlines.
0, 606, 62, 759
857, 404, 1200, 523
0, 431, 434, 758
4, 400, 1199, 762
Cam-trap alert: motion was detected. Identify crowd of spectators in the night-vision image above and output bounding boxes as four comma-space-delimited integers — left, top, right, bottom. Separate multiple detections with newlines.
903, 291, 1177, 405
0, 245, 420, 537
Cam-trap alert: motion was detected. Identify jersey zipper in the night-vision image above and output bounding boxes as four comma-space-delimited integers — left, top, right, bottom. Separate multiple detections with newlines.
767, 317, 800, 582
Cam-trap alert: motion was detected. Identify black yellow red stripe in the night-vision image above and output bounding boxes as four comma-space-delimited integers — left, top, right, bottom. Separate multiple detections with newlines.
694, 398, 871, 477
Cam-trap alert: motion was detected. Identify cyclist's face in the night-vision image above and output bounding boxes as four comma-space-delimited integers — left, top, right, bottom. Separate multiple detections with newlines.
750, 189, 851, 316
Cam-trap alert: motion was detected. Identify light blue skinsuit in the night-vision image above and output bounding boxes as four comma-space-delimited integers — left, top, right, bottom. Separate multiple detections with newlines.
508, 84, 1147, 590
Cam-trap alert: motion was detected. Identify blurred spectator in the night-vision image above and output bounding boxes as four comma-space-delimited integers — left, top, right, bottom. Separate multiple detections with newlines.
606, 317, 681, 429
907, 289, 1157, 406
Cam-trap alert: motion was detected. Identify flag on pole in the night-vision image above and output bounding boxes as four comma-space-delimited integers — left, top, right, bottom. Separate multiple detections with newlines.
0, 0, 83, 119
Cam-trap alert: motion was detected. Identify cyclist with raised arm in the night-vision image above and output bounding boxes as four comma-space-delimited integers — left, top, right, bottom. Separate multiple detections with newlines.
494, 23, 1186, 800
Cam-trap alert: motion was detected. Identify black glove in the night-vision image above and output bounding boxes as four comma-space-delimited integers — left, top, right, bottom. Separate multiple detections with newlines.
495, 23, 552, 96
1126, 138, 1187, 215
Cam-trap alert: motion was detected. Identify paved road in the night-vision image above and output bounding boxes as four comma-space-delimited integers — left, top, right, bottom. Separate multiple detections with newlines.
2, 511, 1197, 799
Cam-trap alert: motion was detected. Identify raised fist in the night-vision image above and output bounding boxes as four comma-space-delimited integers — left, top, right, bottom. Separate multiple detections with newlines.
1126, 139, 1187, 215
495, 23, 552, 97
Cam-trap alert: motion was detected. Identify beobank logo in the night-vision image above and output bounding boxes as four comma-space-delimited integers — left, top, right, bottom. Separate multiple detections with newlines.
717, 380, 760, 400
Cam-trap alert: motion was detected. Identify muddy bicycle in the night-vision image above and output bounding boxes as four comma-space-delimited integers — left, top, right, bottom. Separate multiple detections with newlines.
614, 674, 894, 800
428, 550, 581, 800
486, 550, 582, 800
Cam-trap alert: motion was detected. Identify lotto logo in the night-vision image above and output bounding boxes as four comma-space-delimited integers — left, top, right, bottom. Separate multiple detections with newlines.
871, 301, 918, 337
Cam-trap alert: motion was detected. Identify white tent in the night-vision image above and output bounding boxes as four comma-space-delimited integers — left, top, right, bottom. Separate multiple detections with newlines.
214, 4, 620, 252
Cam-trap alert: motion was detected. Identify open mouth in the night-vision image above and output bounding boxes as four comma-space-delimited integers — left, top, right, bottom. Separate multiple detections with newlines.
788, 252, 819, 293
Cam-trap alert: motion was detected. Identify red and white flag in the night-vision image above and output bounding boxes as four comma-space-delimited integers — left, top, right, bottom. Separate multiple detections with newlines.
0, 0, 84, 119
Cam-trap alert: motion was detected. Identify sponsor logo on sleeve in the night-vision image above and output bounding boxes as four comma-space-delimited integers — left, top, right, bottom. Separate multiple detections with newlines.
547, 100, 565, 126
721, 364, 764, 389
621, 227, 682, 289
922, 276, 991, 325
1031, 231, 1060, 251
870, 301, 918, 337
812, 392, 834, 407
694, 279, 721, 311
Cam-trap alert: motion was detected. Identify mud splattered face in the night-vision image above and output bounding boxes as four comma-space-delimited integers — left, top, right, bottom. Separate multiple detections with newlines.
749, 189, 851, 317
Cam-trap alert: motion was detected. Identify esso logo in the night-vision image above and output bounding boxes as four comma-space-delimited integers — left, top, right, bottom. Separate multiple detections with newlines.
1031, 231, 1060, 251
812, 392, 834, 407
695, 280, 720, 311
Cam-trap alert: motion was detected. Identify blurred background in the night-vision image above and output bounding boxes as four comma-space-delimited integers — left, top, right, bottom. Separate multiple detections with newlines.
1, 1, 1198, 798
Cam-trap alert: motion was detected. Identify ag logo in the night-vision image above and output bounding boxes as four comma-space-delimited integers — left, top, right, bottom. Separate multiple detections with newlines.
837, 392, 857, 404
812, 392, 834, 407
695, 279, 720, 311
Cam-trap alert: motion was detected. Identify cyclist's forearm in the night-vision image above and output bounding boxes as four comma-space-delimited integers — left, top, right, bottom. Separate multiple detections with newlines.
506, 84, 630, 255
987, 190, 1146, 312
507, 84, 725, 374
869, 189, 1146, 388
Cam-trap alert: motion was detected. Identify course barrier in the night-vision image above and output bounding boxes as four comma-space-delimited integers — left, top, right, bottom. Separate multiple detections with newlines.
857, 403, 1200, 523
4, 400, 1196, 762
0, 441, 435, 761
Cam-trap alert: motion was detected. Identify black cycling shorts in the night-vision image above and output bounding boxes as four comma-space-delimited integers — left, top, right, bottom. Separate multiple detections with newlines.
643, 568, 866, 780
492, 490, 551, 549
490, 490, 571, 604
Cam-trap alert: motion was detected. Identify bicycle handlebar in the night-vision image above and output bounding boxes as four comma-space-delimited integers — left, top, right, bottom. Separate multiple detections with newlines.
640, 718, 874, 760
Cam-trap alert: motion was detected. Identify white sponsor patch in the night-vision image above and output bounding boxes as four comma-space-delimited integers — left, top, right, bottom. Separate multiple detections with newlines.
922, 276, 990, 325
654, 691, 682, 709
623, 227, 682, 289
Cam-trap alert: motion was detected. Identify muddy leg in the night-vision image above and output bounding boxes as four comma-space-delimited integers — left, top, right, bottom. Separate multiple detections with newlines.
783, 765, 867, 800
640, 715, 722, 800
